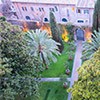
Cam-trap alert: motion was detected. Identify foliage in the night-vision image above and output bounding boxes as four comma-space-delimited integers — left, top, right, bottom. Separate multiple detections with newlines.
64, 61, 70, 69
50, 11, 64, 53
82, 30, 100, 60
0, 16, 6, 21
25, 29, 61, 69
68, 48, 100, 100
0, 59, 12, 77
0, 20, 41, 100
65, 23, 75, 41
92, 0, 100, 31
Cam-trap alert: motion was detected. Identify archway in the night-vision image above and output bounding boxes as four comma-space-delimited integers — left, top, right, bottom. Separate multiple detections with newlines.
75, 28, 85, 41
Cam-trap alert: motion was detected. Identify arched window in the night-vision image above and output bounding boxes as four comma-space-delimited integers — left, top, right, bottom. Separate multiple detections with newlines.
62, 18, 67, 22
44, 18, 48, 22
26, 16, 31, 20
77, 20, 84, 23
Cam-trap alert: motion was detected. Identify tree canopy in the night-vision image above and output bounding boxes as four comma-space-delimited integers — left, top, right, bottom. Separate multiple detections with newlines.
50, 11, 64, 52
0, 20, 41, 100
25, 29, 61, 69
92, 0, 100, 31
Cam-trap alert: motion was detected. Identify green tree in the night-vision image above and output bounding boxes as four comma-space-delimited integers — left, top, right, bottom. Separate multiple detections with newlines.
82, 30, 100, 60
0, 20, 41, 100
92, 0, 100, 31
25, 29, 61, 69
50, 11, 64, 53
68, 48, 100, 100
66, 23, 75, 41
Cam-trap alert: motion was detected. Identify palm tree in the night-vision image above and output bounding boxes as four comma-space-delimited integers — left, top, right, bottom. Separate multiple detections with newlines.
25, 29, 61, 69
82, 30, 100, 60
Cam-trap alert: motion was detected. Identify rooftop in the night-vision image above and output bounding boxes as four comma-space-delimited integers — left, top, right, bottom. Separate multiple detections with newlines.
77, 0, 95, 8
11, 0, 77, 5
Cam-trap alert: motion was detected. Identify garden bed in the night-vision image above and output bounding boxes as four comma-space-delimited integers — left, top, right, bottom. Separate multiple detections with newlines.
39, 82, 68, 100
40, 42, 76, 77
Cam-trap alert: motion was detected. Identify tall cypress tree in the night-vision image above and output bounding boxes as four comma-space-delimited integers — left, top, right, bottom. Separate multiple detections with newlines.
92, 0, 100, 31
50, 11, 64, 53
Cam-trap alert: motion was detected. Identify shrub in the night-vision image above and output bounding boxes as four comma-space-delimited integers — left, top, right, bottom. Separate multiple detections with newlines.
66, 23, 75, 41
92, 0, 100, 31
82, 30, 100, 61
0, 20, 41, 100
68, 48, 100, 100
50, 11, 64, 53
0, 16, 6, 21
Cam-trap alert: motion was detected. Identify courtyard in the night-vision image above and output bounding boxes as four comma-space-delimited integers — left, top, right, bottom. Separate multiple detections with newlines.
0, 0, 100, 100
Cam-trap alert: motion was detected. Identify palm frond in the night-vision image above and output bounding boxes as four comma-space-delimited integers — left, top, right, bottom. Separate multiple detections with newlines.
82, 30, 100, 60
24, 29, 61, 67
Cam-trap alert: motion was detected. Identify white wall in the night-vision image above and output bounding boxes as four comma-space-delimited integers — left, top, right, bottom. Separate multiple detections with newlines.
8, 1, 94, 27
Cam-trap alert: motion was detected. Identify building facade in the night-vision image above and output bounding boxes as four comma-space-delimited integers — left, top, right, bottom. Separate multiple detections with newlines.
0, 0, 96, 27
75, 0, 95, 26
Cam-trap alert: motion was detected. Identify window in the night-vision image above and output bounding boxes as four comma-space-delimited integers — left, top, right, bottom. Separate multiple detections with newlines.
25, 7, 27, 11
62, 18, 67, 22
39, 8, 41, 12
22, 7, 24, 11
85, 20, 88, 23
84, 9, 89, 14
31, 7, 34, 11
49, 8, 52, 11
52, 8, 54, 12
67, 9, 69, 17
9, 7, 11, 10
77, 20, 84, 23
44, 18, 48, 22
26, 16, 31, 20
22, 7, 27, 11
49, 8, 55, 12
55, 6, 58, 11
77, 9, 81, 13
42, 8, 44, 11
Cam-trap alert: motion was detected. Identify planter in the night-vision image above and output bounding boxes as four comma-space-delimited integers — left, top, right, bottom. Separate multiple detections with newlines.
45, 66, 48, 70
68, 56, 73, 60
65, 69, 70, 75
63, 82, 68, 88
71, 47, 75, 51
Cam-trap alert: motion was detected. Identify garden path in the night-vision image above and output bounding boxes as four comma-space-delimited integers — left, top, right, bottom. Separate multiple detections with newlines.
68, 40, 83, 100
40, 77, 71, 82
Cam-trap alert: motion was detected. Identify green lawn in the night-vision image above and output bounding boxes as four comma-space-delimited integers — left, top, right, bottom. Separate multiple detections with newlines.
40, 42, 75, 77
39, 82, 68, 100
